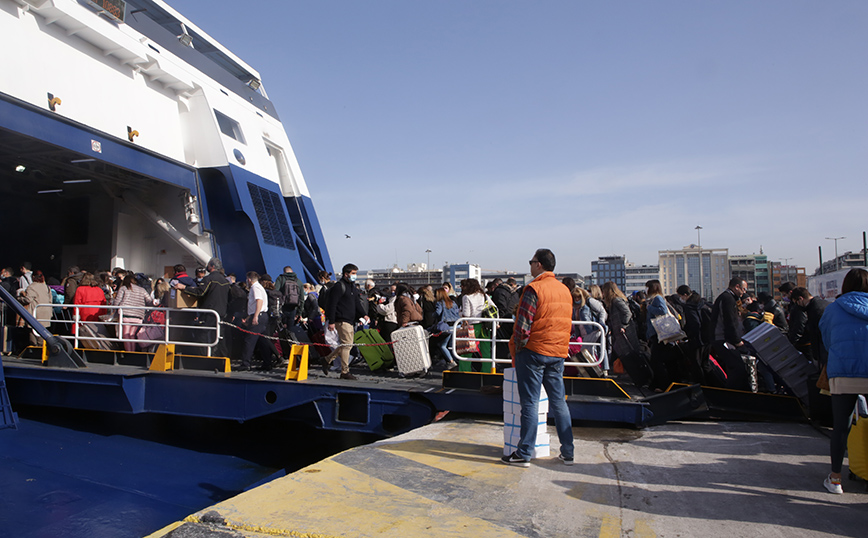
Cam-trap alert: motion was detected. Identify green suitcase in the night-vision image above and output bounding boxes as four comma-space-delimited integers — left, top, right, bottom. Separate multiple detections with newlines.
354, 329, 395, 371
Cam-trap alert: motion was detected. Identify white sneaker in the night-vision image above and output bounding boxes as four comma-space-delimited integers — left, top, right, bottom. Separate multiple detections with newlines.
823, 474, 843, 494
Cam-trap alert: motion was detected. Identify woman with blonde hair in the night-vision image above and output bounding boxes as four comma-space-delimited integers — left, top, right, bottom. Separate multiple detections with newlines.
587, 284, 608, 326
602, 281, 643, 378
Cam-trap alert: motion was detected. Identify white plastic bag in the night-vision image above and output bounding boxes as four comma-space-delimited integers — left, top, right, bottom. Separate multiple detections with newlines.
324, 326, 340, 351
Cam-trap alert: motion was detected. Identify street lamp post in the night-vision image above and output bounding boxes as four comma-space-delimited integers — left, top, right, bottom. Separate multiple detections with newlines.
695, 225, 703, 299
825, 237, 845, 272
425, 249, 432, 283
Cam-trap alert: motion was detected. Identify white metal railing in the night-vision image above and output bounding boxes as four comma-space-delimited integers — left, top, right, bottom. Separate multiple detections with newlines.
451, 317, 606, 370
36, 304, 221, 355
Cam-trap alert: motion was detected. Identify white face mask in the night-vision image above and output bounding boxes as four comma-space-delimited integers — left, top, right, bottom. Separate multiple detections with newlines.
349, 274, 357, 282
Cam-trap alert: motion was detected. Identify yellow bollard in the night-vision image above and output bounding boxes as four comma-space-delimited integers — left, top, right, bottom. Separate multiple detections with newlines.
285, 344, 309, 381
41, 340, 48, 364
149, 344, 175, 371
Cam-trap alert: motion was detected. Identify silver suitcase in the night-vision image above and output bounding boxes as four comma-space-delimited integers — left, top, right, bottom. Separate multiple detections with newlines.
391, 325, 431, 376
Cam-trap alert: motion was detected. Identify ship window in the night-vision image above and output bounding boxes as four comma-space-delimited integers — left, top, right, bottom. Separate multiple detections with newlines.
214, 110, 246, 144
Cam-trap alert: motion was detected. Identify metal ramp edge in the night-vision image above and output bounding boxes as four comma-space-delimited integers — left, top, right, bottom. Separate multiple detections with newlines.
0, 355, 19, 430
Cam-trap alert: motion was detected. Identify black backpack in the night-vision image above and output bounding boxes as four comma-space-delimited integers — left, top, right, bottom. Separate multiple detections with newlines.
266, 289, 283, 318
282, 278, 300, 306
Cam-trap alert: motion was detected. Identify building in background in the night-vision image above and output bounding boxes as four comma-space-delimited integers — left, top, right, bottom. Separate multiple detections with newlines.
625, 262, 660, 295
444, 263, 482, 292
771, 263, 807, 299
815, 249, 868, 276
591, 256, 626, 292
728, 254, 771, 295
482, 271, 529, 287
659, 245, 729, 300
364, 264, 445, 290
553, 273, 584, 288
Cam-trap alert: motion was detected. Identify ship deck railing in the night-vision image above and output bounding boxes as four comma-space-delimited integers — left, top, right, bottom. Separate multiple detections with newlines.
451, 317, 607, 371
34, 303, 221, 356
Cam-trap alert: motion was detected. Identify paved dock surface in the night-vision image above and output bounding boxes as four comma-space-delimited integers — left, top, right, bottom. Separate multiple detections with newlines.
151, 416, 867, 538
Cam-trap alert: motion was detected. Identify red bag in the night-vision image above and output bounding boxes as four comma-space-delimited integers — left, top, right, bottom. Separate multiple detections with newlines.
455, 324, 478, 355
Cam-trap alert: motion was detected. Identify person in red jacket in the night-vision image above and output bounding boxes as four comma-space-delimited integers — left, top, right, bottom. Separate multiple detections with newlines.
73, 272, 107, 324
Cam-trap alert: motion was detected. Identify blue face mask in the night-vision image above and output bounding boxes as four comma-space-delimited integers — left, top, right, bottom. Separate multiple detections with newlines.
349, 274, 357, 282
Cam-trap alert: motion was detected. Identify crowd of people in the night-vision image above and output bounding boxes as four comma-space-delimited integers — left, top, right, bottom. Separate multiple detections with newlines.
2, 256, 867, 493
0, 258, 846, 388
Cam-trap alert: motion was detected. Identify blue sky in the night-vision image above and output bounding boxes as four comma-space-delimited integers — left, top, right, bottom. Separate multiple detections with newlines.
172, 0, 868, 275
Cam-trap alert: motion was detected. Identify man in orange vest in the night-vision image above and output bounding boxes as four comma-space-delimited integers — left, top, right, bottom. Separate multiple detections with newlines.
503, 249, 575, 467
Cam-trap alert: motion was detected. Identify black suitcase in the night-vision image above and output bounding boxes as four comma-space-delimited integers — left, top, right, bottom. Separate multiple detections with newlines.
615, 332, 654, 389
286, 323, 322, 360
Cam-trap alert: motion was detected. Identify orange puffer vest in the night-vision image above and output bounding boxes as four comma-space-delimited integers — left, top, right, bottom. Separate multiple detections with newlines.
525, 272, 573, 358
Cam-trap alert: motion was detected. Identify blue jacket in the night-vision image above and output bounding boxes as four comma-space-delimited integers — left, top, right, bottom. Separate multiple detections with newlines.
435, 300, 461, 323
819, 291, 868, 380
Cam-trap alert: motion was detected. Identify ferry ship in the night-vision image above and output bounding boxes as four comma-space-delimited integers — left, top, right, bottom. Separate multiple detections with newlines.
0, 3, 801, 536
1, 0, 332, 281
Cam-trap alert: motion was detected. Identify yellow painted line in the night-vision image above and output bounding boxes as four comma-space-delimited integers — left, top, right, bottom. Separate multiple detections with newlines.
185, 458, 526, 538
378, 438, 515, 489
598, 514, 622, 538
142, 521, 183, 538
634, 518, 657, 538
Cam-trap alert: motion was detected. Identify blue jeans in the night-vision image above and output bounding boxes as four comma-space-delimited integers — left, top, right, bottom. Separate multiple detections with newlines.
515, 348, 574, 461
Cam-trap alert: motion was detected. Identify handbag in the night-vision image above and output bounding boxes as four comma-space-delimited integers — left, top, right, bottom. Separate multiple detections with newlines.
816, 365, 830, 392
455, 324, 478, 355
481, 298, 499, 319
651, 311, 686, 344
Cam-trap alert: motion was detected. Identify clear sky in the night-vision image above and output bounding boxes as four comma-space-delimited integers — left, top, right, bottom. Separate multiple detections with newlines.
171, 0, 867, 276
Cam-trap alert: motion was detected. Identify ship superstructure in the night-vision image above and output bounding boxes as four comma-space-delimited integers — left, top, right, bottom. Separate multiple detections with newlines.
1, 0, 332, 280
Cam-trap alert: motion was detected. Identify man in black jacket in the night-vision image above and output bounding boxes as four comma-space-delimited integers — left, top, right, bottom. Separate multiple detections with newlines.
491, 278, 519, 319
1, 267, 18, 353
790, 287, 828, 365
710, 277, 749, 389
780, 282, 808, 352
175, 258, 231, 357
320, 263, 368, 380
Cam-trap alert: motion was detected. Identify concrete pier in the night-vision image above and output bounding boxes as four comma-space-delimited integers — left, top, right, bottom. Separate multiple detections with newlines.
150, 416, 867, 537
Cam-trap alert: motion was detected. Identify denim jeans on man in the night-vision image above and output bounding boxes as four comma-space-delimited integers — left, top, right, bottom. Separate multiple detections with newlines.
514, 348, 574, 461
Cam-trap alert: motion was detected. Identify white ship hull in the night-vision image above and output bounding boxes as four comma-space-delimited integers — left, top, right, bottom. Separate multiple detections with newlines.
0, 0, 332, 280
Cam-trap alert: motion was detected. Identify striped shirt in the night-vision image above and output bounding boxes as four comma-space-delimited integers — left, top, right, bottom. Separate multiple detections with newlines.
113, 284, 153, 320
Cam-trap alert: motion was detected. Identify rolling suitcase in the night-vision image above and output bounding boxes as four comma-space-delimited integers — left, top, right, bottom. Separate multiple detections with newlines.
614, 332, 654, 388
391, 324, 431, 376
288, 324, 321, 360
743, 323, 817, 403
354, 329, 395, 371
